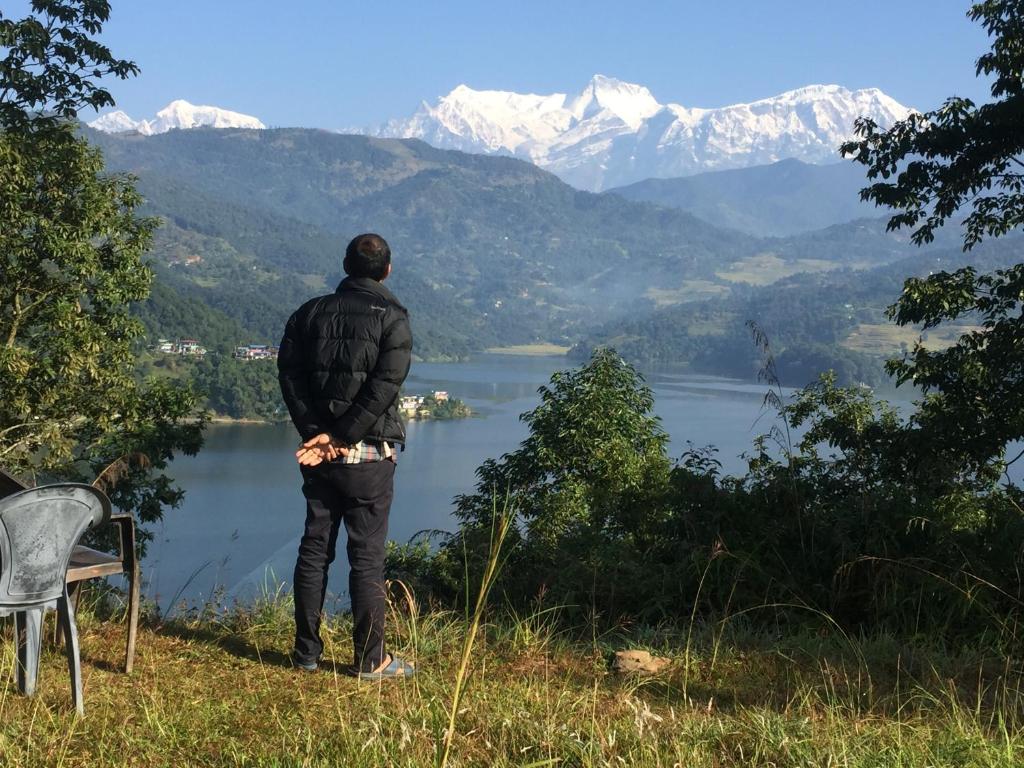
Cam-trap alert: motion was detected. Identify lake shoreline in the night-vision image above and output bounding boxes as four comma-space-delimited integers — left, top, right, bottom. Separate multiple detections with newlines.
145, 357, 854, 612
208, 415, 279, 425
484, 343, 571, 356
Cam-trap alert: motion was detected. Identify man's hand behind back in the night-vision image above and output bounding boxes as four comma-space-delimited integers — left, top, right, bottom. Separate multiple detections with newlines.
296, 433, 350, 466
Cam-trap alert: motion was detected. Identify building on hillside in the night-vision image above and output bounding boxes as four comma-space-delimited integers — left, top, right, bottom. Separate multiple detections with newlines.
233, 344, 279, 360
432, 391, 449, 402
167, 254, 203, 267
155, 338, 207, 356
177, 339, 206, 356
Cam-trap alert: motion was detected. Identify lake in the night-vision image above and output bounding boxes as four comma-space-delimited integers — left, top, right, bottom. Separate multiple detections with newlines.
139, 354, 835, 612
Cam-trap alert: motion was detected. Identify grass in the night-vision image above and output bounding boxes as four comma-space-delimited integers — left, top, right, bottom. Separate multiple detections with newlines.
842, 323, 984, 355
715, 253, 855, 285
297, 274, 329, 292
1, 589, 1021, 767
633, 253, 863, 312
643, 280, 731, 307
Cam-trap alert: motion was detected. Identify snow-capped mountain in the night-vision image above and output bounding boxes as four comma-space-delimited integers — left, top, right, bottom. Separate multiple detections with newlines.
89, 109, 145, 133
89, 100, 265, 136
367, 76, 911, 190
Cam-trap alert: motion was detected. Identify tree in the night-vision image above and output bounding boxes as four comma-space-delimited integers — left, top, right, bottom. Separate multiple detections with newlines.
841, 0, 1024, 481
0, 1, 204, 543
0, 0, 138, 130
447, 349, 673, 613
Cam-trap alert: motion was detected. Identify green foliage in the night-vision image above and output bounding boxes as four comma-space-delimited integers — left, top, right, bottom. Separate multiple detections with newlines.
570, 253, 914, 386
0, 0, 139, 130
192, 356, 285, 421
0, 0, 203, 544
397, 351, 1024, 635
886, 263, 1024, 479
132, 277, 249, 355
417, 394, 471, 420
841, 0, 1024, 483
137, 351, 287, 422
842, 1, 1024, 249
670, 373, 1024, 633
128, 173, 484, 361
0, 126, 202, 476
414, 350, 674, 616
91, 377, 204, 537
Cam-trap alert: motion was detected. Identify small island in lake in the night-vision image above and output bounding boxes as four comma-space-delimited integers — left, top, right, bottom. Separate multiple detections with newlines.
399, 390, 472, 420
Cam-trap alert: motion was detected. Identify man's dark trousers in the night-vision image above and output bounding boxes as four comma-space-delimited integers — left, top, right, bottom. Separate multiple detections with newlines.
293, 458, 395, 672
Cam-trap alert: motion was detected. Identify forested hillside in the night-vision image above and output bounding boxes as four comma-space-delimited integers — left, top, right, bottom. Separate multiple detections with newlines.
607, 158, 874, 236
571, 234, 1024, 385
72, 125, 999, 407
85, 127, 936, 361
90, 128, 748, 354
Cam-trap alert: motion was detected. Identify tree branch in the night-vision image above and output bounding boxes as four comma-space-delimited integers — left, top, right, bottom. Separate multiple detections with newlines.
1005, 445, 1024, 467
4, 288, 52, 347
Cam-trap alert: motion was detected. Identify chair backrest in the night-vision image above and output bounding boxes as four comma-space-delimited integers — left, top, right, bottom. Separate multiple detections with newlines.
0, 484, 110, 606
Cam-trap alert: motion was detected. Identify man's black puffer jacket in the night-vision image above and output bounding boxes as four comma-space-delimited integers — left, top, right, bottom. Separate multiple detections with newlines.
278, 276, 412, 446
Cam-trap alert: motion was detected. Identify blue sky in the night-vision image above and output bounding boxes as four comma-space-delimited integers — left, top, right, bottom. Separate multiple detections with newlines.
11, 0, 996, 127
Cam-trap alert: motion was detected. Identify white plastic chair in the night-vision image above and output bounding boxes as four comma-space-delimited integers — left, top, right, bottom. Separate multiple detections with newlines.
0, 484, 110, 714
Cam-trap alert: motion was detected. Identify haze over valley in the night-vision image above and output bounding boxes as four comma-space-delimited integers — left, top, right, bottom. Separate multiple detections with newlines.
84, 113, 1013, 393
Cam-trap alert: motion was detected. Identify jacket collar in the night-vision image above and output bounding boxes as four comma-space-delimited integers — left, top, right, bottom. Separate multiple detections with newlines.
336, 276, 406, 310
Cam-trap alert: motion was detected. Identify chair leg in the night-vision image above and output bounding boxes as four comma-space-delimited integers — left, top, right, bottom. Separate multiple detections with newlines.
125, 558, 140, 674
119, 513, 141, 674
14, 609, 42, 697
55, 581, 82, 647
57, 591, 84, 716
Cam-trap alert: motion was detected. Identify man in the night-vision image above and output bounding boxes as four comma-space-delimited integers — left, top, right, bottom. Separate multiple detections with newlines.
278, 233, 414, 679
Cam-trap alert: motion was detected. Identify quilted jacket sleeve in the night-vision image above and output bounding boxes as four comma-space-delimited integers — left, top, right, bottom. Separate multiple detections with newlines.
277, 306, 323, 441
330, 308, 413, 445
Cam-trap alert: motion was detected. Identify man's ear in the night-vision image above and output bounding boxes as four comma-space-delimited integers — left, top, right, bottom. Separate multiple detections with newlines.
383, 262, 393, 280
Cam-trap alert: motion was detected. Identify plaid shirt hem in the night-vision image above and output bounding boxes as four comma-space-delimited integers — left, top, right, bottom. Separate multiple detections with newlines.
333, 440, 396, 464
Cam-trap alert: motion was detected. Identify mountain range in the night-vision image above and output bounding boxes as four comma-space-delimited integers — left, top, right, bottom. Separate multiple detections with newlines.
88, 100, 266, 135
72, 69, 1022, 393
364, 75, 911, 190
89, 77, 910, 193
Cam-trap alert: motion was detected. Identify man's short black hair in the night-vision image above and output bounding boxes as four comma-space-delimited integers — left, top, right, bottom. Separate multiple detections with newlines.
344, 233, 391, 280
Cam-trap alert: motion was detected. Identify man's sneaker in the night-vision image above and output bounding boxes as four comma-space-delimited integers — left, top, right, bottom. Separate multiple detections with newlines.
291, 652, 318, 672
